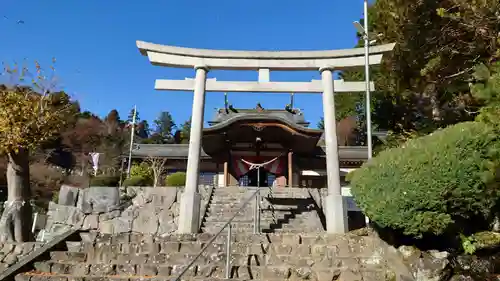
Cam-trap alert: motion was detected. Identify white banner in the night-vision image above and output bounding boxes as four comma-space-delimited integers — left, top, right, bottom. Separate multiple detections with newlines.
89, 153, 100, 175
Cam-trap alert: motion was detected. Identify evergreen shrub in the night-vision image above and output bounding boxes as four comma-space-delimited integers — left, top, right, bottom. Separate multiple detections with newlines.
165, 172, 186, 187
122, 176, 152, 187
130, 162, 153, 181
89, 175, 120, 187
349, 121, 500, 238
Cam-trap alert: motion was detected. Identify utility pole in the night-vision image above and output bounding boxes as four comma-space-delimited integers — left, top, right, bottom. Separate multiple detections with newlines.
126, 105, 137, 177
363, 0, 372, 159
354, 0, 373, 226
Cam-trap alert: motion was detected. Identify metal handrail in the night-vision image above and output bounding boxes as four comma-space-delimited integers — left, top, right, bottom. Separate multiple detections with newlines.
173, 186, 262, 281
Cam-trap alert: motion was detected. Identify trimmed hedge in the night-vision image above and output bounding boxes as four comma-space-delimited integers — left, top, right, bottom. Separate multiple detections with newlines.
89, 175, 120, 187
349, 121, 500, 238
122, 176, 153, 187
165, 172, 186, 187
130, 162, 153, 182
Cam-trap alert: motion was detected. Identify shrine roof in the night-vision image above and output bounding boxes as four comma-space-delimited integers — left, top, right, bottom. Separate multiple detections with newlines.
205, 109, 316, 134
129, 143, 368, 161
208, 109, 310, 128
130, 144, 210, 159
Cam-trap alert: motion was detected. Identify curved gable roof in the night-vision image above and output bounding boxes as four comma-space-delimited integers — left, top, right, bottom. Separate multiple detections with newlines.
204, 113, 322, 136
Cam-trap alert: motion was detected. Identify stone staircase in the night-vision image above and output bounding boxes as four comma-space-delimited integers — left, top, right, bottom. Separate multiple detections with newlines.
15, 231, 393, 281
201, 186, 325, 234
14, 186, 394, 280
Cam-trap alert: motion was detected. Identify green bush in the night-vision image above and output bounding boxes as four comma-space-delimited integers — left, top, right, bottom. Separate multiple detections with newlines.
130, 162, 153, 181
349, 121, 500, 238
165, 172, 186, 187
89, 175, 120, 187
122, 176, 153, 187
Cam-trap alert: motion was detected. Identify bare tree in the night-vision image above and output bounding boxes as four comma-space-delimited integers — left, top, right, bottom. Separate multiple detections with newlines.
145, 156, 167, 187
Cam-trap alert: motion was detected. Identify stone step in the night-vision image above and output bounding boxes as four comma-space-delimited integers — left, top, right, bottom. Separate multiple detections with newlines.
202, 217, 277, 224
211, 193, 309, 199
215, 186, 258, 190
210, 191, 288, 196
48, 246, 379, 265
203, 222, 274, 229
208, 202, 309, 208
201, 230, 318, 235
207, 204, 302, 211
18, 264, 386, 280
201, 227, 324, 235
204, 217, 314, 226
15, 272, 244, 281
15, 275, 248, 281
208, 199, 258, 205
50, 251, 87, 262
205, 209, 313, 218
202, 227, 269, 234
203, 216, 320, 227
29, 259, 386, 276
213, 186, 250, 191
204, 211, 285, 218
212, 194, 310, 199
211, 190, 257, 195
206, 204, 280, 210
213, 187, 308, 192
210, 192, 255, 196
211, 193, 254, 198
210, 194, 255, 199
204, 217, 279, 223
78, 231, 370, 246
203, 213, 300, 222
201, 227, 274, 235
209, 201, 311, 207
64, 241, 340, 256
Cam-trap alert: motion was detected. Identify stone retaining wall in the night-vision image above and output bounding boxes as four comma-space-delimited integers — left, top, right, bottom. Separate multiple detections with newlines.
38, 185, 211, 242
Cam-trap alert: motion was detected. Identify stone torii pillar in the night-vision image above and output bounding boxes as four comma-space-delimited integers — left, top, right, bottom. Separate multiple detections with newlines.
178, 65, 208, 234
320, 66, 348, 233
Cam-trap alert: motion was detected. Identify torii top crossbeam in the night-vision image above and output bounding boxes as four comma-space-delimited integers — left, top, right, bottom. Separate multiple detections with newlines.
137, 40, 395, 71
136, 41, 395, 94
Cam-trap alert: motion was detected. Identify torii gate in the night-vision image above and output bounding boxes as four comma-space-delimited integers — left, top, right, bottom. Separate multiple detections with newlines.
137, 40, 395, 234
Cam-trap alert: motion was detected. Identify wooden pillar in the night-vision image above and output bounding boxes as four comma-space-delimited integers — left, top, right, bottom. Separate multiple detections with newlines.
288, 151, 293, 187
215, 163, 219, 187
223, 161, 228, 187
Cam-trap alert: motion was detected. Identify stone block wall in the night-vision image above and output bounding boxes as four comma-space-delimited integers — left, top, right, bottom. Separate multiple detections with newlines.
38, 185, 212, 242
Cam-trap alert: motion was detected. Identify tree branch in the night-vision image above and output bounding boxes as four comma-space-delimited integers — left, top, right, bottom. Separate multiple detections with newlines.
145, 155, 167, 187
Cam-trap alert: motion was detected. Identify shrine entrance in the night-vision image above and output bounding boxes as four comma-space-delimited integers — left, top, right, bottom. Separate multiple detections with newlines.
232, 154, 285, 187
246, 168, 268, 187
137, 40, 395, 234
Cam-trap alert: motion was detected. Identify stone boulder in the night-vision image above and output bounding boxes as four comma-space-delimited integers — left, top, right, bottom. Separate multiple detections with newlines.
448, 275, 475, 281
451, 254, 500, 280
58, 185, 80, 206
77, 186, 120, 213
393, 245, 451, 281
415, 250, 451, 281
46, 202, 85, 228
469, 231, 500, 251
394, 245, 450, 281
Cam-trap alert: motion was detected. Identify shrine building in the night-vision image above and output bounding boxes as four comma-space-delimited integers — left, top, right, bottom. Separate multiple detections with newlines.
130, 103, 379, 226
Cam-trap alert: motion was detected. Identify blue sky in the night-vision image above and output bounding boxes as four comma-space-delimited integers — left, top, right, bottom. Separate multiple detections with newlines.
1, 0, 366, 129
